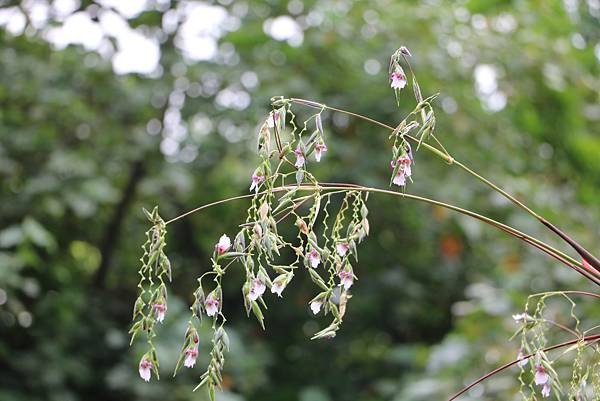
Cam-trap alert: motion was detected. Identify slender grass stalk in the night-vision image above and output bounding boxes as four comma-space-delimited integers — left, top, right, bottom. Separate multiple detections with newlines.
163, 183, 599, 285
289, 98, 600, 272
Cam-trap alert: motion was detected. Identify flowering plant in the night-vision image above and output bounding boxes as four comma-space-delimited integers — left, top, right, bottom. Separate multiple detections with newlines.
129, 47, 600, 400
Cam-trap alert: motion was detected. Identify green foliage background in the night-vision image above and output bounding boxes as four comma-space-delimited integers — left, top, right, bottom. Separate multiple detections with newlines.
0, 1, 599, 400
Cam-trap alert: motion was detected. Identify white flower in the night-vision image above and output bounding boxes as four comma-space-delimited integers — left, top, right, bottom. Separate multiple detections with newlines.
271, 274, 288, 297
310, 300, 323, 315
314, 140, 328, 162
271, 281, 285, 297
153, 302, 167, 323
390, 68, 407, 90
204, 294, 220, 317
517, 349, 528, 367
512, 313, 530, 323
338, 269, 354, 290
184, 346, 198, 368
307, 249, 321, 268
249, 172, 265, 193
248, 278, 266, 301
541, 383, 551, 398
294, 146, 305, 168
336, 243, 350, 257
139, 357, 152, 382
267, 110, 280, 128
535, 364, 549, 385
216, 234, 231, 254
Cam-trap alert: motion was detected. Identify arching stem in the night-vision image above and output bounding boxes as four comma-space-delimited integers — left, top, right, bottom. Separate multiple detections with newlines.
164, 183, 598, 284
289, 98, 600, 272
447, 333, 600, 401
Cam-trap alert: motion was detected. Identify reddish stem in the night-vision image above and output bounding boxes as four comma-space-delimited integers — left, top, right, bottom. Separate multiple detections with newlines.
447, 334, 600, 401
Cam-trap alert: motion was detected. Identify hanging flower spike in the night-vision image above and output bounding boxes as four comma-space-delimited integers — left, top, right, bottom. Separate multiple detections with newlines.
204, 294, 220, 317
390, 67, 407, 90
216, 234, 231, 254
184, 346, 198, 368
314, 140, 328, 162
153, 302, 167, 323
310, 300, 323, 315
294, 146, 305, 168
391, 155, 412, 187
338, 269, 354, 290
336, 242, 350, 257
541, 383, 551, 398
535, 364, 549, 385
249, 170, 265, 193
248, 278, 266, 301
307, 248, 321, 268
266, 109, 280, 128
139, 357, 153, 382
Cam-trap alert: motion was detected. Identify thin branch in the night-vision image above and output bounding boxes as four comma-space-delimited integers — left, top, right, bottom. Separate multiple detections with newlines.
289, 98, 600, 272
163, 183, 598, 284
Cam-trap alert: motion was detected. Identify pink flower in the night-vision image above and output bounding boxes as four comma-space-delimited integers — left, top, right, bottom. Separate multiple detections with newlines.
307, 249, 321, 268
267, 110, 280, 128
338, 269, 354, 290
314, 140, 328, 162
535, 364, 549, 385
216, 234, 231, 254
517, 349, 528, 367
294, 146, 305, 168
139, 357, 152, 382
184, 346, 198, 368
390, 69, 407, 90
204, 294, 220, 317
391, 155, 412, 186
153, 302, 167, 323
248, 278, 266, 301
249, 172, 265, 193
336, 243, 349, 257
310, 300, 323, 315
541, 383, 551, 398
